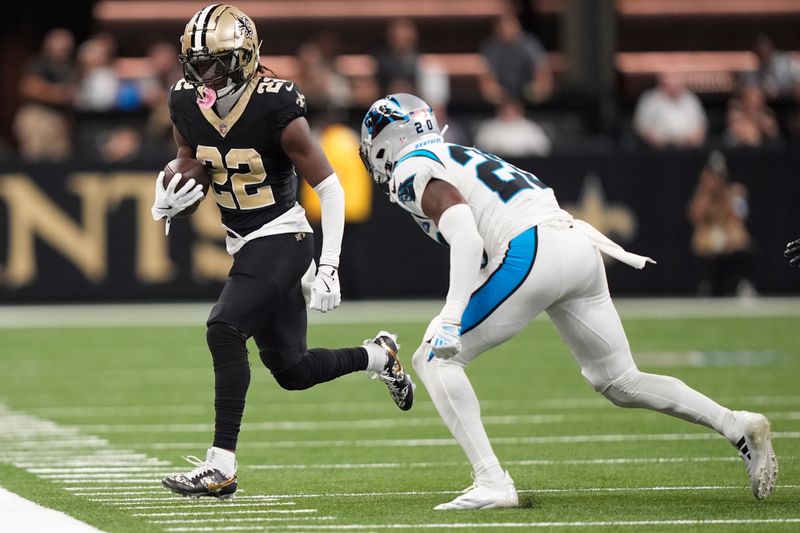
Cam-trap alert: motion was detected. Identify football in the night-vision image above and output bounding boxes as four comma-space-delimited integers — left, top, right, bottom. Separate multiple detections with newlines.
161, 157, 211, 217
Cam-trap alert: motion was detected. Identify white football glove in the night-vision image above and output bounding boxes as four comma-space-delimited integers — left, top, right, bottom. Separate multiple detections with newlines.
308, 264, 341, 313
424, 316, 462, 361
300, 260, 316, 307
151, 171, 205, 234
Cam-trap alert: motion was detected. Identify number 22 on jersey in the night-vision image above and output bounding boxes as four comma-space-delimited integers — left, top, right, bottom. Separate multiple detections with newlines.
196, 145, 276, 210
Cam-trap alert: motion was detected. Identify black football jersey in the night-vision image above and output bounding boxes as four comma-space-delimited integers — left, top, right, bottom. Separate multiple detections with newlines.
169, 77, 307, 235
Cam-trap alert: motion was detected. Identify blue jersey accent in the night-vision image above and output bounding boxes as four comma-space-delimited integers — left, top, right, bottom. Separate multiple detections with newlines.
395, 149, 445, 167
461, 227, 538, 334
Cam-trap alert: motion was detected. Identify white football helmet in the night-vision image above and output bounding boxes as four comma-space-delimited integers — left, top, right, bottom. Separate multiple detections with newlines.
359, 94, 442, 194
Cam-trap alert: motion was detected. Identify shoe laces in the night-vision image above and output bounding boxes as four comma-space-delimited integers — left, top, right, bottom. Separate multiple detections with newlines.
180, 455, 212, 481
365, 336, 401, 383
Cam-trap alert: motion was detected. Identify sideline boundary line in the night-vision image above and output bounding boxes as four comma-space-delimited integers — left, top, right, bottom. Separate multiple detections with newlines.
2, 298, 799, 328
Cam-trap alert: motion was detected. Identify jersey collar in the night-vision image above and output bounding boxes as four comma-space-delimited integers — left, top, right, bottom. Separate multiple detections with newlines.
199, 77, 258, 138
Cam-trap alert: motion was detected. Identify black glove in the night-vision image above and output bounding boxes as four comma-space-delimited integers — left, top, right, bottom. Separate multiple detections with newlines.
785, 238, 800, 267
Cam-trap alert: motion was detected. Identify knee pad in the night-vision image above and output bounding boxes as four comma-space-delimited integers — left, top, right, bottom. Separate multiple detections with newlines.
272, 358, 314, 391
411, 343, 468, 384
599, 367, 644, 408
206, 323, 248, 369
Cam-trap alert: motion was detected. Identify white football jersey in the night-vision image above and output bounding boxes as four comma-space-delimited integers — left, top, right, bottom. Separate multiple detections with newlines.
388, 140, 571, 259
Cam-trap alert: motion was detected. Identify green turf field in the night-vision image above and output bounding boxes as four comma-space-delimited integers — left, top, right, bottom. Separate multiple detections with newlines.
1, 307, 798, 532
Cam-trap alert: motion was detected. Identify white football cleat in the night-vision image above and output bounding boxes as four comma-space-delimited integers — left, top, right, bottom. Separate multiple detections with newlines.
731, 410, 778, 500
434, 471, 519, 510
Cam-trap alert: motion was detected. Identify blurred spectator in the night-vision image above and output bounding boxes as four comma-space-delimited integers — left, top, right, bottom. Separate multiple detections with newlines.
12, 28, 75, 161
633, 73, 707, 149
479, 14, 553, 106
374, 18, 420, 95
746, 34, 800, 100
432, 104, 471, 147
787, 83, 800, 141
724, 84, 780, 147
475, 98, 551, 157
138, 41, 183, 156
74, 37, 120, 111
295, 41, 351, 115
688, 151, 755, 297
371, 19, 450, 108
101, 127, 142, 162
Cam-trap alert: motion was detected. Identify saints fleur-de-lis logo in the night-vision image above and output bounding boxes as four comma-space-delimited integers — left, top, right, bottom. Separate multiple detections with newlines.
563, 173, 638, 262
233, 14, 253, 39
296, 93, 306, 110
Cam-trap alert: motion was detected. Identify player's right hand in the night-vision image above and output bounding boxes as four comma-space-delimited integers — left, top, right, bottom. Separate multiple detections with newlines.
785, 238, 800, 267
425, 318, 462, 361
309, 264, 341, 313
150, 171, 205, 221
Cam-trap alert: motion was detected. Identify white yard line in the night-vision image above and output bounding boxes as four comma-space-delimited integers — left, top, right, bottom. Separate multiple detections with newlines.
119, 502, 297, 510
87, 496, 284, 503
2, 298, 799, 329
136, 430, 800, 450
84, 485, 800, 504
14, 394, 800, 422
152, 516, 335, 524
0, 487, 105, 533
244, 455, 783, 471
164, 518, 800, 531
73, 414, 591, 434
0, 404, 325, 531
131, 509, 319, 517
65, 411, 800, 435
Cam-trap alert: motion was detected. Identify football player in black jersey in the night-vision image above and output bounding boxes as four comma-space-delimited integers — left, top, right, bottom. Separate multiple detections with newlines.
152, 4, 414, 499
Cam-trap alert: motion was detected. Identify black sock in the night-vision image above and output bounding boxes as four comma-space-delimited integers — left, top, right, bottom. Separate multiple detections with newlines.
305, 346, 369, 382
271, 347, 368, 390
207, 323, 250, 451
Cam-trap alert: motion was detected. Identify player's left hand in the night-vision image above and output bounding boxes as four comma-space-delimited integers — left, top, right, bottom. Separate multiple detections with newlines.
425, 318, 462, 361
785, 238, 800, 267
309, 264, 341, 312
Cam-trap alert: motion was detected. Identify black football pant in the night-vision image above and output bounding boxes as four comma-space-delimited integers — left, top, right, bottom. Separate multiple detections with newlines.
205, 232, 368, 451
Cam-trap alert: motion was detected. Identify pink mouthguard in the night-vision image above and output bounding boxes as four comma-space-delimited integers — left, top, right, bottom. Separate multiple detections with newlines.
196, 86, 217, 109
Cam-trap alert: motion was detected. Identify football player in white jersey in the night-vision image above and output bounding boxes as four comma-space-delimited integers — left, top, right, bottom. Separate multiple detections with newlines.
360, 94, 778, 510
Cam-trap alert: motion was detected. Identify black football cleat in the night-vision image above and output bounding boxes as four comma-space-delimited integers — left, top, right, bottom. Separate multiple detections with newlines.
162, 454, 237, 499
366, 330, 415, 411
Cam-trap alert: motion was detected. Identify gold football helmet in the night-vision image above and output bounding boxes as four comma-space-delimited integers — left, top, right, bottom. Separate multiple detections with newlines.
179, 4, 260, 96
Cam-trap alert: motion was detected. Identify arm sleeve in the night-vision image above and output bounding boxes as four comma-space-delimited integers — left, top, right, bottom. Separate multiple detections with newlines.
436, 203, 484, 325
312, 173, 345, 269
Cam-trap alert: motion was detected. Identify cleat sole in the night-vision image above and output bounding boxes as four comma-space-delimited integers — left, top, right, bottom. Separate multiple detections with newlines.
747, 415, 778, 500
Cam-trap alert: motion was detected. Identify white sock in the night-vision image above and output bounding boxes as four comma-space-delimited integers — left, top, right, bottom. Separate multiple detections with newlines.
602, 368, 739, 442
412, 348, 503, 482
206, 446, 237, 477
473, 457, 506, 487
364, 343, 389, 373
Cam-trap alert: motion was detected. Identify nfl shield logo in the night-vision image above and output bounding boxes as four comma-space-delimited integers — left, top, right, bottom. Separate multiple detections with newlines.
219, 123, 228, 134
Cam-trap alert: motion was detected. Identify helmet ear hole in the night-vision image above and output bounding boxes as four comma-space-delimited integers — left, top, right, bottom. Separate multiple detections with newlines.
376, 148, 385, 159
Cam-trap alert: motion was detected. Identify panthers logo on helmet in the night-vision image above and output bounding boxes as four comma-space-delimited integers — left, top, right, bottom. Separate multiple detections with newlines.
364, 99, 409, 138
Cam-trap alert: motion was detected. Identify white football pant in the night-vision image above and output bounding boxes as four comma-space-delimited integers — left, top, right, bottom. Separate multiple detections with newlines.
412, 222, 738, 484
